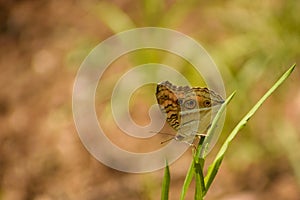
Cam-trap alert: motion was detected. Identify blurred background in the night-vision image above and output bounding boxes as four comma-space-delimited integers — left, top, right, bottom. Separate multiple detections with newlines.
0, 0, 300, 199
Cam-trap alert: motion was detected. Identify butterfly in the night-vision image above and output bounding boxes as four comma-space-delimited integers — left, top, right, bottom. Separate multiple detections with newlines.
155, 81, 224, 144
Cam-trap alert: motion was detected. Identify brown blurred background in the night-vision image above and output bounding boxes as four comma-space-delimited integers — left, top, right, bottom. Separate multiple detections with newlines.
1, 0, 300, 199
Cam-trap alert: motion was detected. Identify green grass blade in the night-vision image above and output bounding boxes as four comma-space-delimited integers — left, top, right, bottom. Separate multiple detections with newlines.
161, 161, 170, 200
180, 93, 235, 199
194, 158, 205, 200
204, 64, 296, 193
180, 161, 194, 200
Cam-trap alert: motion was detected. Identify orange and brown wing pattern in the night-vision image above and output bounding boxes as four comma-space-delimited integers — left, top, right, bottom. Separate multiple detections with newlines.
155, 81, 183, 130
192, 87, 224, 108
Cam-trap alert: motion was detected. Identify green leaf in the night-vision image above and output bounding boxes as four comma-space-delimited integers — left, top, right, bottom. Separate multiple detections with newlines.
161, 160, 170, 200
180, 93, 235, 199
204, 64, 296, 193
180, 161, 194, 200
194, 157, 205, 200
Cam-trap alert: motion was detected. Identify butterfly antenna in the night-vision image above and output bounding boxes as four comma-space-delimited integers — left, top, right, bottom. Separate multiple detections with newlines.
148, 131, 175, 144
149, 131, 175, 137
160, 137, 174, 144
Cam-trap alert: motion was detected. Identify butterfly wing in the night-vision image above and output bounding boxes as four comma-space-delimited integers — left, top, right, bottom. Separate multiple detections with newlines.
156, 81, 224, 144
156, 81, 181, 131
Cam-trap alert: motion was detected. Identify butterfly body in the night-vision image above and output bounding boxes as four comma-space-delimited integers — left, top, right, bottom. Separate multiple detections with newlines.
156, 81, 224, 144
